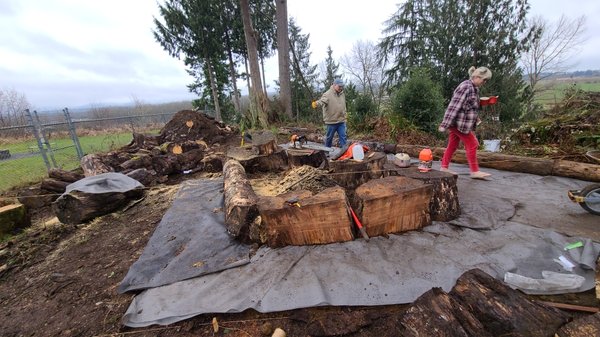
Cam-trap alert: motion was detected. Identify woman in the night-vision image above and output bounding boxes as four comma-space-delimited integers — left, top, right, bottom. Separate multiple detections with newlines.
438, 66, 492, 179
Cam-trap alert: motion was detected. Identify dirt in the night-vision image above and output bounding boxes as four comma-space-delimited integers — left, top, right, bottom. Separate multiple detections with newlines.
159, 110, 236, 146
1, 119, 599, 336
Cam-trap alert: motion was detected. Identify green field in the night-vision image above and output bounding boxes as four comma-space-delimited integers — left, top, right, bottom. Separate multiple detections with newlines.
534, 76, 600, 106
0, 132, 134, 192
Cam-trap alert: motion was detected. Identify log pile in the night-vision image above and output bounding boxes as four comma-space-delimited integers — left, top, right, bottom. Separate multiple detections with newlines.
74, 110, 234, 184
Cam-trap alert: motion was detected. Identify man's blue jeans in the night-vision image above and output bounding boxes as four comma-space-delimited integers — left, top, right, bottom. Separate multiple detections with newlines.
325, 122, 347, 148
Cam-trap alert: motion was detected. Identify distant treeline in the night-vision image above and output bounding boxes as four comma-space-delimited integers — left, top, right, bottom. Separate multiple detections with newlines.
537, 70, 600, 80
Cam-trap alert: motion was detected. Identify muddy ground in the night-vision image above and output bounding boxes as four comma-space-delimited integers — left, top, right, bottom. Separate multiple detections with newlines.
1, 126, 599, 336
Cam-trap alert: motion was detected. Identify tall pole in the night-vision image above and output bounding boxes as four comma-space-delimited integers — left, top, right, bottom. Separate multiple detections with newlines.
63, 108, 84, 159
33, 110, 57, 168
25, 109, 51, 171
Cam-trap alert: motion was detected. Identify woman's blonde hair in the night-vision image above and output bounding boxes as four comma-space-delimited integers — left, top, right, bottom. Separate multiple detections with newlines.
468, 66, 492, 80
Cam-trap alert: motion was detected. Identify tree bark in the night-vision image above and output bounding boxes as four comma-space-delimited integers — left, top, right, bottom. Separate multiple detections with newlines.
223, 159, 259, 241
240, 0, 269, 129
450, 269, 569, 336
556, 312, 600, 337
328, 152, 387, 190
206, 57, 222, 122
276, 0, 292, 119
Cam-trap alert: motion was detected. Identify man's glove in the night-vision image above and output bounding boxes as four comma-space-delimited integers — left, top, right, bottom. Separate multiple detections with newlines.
438, 126, 447, 132
311, 101, 317, 109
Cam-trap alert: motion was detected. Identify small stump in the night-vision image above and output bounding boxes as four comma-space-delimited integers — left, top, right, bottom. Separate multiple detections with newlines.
386, 163, 460, 222
354, 176, 433, 237
258, 186, 353, 248
286, 148, 327, 168
328, 152, 387, 190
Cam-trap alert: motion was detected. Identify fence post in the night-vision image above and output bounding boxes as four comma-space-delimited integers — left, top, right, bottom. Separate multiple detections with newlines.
63, 108, 84, 160
25, 109, 52, 171
33, 110, 57, 168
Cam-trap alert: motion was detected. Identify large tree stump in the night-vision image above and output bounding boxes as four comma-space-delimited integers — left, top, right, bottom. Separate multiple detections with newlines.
258, 186, 354, 248
227, 146, 288, 173
354, 176, 433, 237
223, 159, 259, 241
286, 148, 327, 168
0, 204, 31, 236
399, 287, 491, 337
249, 130, 278, 155
386, 163, 460, 222
450, 269, 569, 336
81, 154, 114, 177
328, 151, 387, 190
556, 312, 600, 337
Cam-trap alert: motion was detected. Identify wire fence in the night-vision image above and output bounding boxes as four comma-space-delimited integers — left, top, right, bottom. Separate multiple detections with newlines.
0, 108, 189, 193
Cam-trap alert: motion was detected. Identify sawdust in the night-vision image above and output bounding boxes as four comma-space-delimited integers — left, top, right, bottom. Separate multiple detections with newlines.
251, 165, 338, 197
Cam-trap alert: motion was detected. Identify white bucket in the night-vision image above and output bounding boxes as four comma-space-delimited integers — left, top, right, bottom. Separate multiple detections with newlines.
352, 144, 364, 160
483, 139, 501, 152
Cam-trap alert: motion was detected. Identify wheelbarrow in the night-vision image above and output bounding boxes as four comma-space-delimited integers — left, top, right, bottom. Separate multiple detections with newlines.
568, 150, 600, 215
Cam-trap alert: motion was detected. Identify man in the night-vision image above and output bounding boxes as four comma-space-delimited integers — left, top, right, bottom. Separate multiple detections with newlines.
311, 78, 347, 148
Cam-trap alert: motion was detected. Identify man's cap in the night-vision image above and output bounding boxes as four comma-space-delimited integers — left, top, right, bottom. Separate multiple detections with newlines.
333, 78, 344, 86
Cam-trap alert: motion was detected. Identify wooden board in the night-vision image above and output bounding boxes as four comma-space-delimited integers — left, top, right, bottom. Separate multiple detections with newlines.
354, 176, 432, 236
258, 186, 353, 248
385, 163, 460, 222
328, 151, 387, 189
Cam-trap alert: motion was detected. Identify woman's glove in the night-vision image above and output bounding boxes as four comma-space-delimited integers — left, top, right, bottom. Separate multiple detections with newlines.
438, 126, 447, 132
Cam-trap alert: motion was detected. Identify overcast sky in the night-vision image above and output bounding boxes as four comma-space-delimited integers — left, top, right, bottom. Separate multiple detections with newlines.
1, 0, 599, 110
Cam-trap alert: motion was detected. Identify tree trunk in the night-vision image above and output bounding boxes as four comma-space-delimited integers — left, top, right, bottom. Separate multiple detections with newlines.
52, 189, 144, 225
276, 0, 292, 119
450, 269, 569, 336
396, 144, 600, 182
222, 159, 259, 242
240, 0, 269, 129
81, 154, 113, 177
225, 30, 242, 118
556, 312, 600, 337
206, 57, 222, 122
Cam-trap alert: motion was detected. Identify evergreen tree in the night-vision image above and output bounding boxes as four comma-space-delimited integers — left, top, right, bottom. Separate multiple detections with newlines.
322, 45, 341, 90
289, 18, 319, 122
379, 0, 535, 126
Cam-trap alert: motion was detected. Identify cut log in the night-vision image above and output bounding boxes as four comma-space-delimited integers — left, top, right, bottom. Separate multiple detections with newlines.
328, 152, 387, 190
80, 154, 114, 177
120, 154, 153, 171
0, 204, 31, 236
52, 189, 144, 225
48, 168, 84, 183
399, 287, 492, 337
200, 154, 223, 173
40, 178, 70, 193
449, 269, 569, 337
396, 144, 600, 182
386, 164, 460, 222
227, 146, 288, 173
249, 130, 278, 155
17, 186, 57, 209
126, 168, 155, 186
160, 142, 183, 155
286, 148, 327, 168
354, 176, 432, 236
177, 148, 204, 171
151, 155, 181, 176
556, 312, 600, 337
258, 186, 354, 248
223, 159, 259, 241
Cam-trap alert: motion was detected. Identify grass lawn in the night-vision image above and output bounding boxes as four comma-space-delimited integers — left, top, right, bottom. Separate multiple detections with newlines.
0, 132, 133, 192
534, 76, 600, 107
